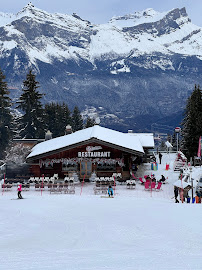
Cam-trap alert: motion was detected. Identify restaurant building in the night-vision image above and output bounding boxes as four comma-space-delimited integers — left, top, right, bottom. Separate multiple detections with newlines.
26, 125, 154, 180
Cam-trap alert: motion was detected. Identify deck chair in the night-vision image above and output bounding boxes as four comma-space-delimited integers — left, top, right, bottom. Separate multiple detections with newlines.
139, 177, 144, 184
151, 182, 156, 189
131, 180, 136, 188
155, 182, 162, 191
126, 180, 131, 189
144, 182, 150, 191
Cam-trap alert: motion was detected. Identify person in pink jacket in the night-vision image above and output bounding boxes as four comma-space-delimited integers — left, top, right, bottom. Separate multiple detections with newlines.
17, 184, 23, 199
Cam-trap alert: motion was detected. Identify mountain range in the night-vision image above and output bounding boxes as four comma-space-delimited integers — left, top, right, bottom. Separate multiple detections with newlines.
1, 3, 202, 133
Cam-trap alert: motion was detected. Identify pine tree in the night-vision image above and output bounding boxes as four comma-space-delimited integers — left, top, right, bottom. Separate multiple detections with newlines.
72, 106, 83, 132
44, 102, 71, 137
85, 117, 95, 128
61, 102, 72, 133
159, 140, 166, 151
17, 70, 44, 139
44, 102, 57, 137
172, 131, 177, 152
181, 85, 202, 158
0, 68, 12, 158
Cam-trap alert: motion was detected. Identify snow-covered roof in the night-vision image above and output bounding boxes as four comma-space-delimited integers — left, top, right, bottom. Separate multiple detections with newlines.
173, 180, 192, 189
127, 133, 154, 148
27, 126, 153, 160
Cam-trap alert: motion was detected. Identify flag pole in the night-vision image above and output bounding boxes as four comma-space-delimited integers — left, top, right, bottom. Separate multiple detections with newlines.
113, 176, 116, 196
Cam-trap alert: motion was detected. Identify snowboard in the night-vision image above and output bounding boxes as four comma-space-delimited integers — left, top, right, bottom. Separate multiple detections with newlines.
100, 196, 114, 198
11, 198, 25, 200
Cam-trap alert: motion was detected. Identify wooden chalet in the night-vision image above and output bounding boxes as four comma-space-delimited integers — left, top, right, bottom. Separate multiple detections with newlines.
26, 126, 154, 180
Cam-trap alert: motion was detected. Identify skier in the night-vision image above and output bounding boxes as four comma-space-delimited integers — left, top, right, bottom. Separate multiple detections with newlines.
17, 184, 23, 199
108, 185, 113, 197
159, 152, 163, 164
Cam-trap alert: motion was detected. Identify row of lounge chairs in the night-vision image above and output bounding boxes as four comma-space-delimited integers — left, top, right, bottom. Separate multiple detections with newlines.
1, 184, 13, 190
144, 181, 162, 191
28, 175, 77, 183
29, 174, 59, 182
95, 180, 115, 187
94, 178, 116, 194
93, 186, 108, 195
1, 183, 31, 191
49, 183, 75, 194
95, 177, 114, 181
126, 180, 136, 189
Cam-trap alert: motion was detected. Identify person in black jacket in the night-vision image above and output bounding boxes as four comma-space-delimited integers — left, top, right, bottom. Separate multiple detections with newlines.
159, 152, 163, 164
174, 186, 179, 203
160, 175, 166, 183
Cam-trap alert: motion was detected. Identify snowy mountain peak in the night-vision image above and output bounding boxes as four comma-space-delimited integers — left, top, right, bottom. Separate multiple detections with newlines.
109, 7, 189, 28
23, 2, 35, 10
109, 8, 161, 25
142, 8, 158, 17
16, 3, 49, 19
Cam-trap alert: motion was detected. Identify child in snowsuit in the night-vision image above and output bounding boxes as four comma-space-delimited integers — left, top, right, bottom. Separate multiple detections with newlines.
17, 184, 23, 199
108, 185, 113, 197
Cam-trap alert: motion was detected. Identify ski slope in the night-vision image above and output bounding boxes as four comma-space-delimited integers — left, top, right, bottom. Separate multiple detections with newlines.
1, 153, 202, 270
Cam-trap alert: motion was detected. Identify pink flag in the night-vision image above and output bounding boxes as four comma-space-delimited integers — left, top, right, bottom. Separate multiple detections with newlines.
197, 136, 201, 157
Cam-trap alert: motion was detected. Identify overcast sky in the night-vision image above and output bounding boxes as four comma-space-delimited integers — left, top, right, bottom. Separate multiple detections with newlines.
1, 0, 202, 26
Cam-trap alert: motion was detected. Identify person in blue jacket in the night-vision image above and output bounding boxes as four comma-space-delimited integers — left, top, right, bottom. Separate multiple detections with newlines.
108, 185, 113, 197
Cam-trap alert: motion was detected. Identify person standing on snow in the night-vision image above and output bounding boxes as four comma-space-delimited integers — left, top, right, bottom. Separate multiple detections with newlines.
159, 152, 163, 164
17, 184, 23, 199
108, 185, 113, 197
174, 186, 179, 203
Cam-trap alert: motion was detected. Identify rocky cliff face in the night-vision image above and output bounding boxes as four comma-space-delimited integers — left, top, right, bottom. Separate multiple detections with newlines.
1, 4, 202, 132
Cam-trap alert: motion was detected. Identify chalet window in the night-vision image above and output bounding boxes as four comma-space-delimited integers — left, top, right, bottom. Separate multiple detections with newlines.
44, 164, 53, 170
97, 163, 116, 171
62, 163, 78, 172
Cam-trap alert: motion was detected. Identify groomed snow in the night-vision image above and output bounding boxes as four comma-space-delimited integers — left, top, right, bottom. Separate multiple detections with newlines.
1, 153, 202, 270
